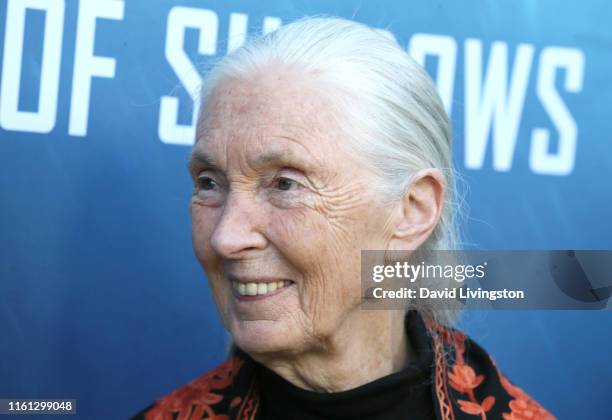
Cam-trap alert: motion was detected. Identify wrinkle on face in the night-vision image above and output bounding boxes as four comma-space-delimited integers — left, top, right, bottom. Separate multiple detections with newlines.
190, 67, 399, 373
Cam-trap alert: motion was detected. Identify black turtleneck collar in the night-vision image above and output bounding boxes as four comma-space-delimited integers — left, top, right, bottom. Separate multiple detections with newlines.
255, 311, 436, 419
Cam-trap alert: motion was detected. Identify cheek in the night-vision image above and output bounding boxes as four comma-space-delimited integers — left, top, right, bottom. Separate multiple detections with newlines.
191, 204, 232, 323
264, 202, 312, 247
191, 204, 218, 264
266, 206, 330, 270
266, 206, 364, 322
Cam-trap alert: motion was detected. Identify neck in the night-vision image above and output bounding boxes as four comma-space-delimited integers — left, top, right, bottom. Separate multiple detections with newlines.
254, 310, 410, 392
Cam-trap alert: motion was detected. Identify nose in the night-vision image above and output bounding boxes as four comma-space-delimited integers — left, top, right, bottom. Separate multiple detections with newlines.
210, 193, 267, 259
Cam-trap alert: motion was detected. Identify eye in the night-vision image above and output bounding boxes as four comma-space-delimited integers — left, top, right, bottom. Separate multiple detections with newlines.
274, 176, 301, 191
196, 175, 217, 191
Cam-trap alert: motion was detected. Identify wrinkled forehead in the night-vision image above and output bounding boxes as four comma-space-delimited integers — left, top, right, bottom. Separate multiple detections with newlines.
193, 72, 347, 168
202, 69, 328, 122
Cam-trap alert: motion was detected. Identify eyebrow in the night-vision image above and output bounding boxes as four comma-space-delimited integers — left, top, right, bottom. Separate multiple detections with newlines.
188, 150, 218, 175
188, 148, 311, 173
250, 151, 291, 167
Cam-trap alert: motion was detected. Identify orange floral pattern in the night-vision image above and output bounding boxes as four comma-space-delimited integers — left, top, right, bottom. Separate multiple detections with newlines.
144, 356, 248, 420
428, 320, 555, 420
496, 362, 555, 420
439, 328, 495, 419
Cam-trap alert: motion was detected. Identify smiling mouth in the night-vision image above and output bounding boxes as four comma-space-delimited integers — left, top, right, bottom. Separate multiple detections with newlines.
232, 280, 293, 297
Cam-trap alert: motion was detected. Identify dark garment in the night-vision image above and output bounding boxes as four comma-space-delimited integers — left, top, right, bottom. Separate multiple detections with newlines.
133, 311, 554, 420
257, 310, 435, 420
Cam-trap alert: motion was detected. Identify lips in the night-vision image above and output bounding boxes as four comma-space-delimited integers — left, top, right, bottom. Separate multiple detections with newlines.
232, 280, 292, 296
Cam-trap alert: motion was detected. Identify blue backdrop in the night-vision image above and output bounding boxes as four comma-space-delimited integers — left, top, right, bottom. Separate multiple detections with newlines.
1, 0, 611, 418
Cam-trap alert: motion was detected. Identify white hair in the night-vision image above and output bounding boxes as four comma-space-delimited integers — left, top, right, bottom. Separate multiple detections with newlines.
199, 16, 464, 325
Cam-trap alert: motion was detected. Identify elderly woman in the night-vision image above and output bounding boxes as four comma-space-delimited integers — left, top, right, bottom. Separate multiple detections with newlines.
135, 17, 552, 420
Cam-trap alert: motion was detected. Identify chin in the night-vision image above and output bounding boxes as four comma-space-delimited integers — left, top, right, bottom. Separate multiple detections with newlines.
230, 319, 299, 356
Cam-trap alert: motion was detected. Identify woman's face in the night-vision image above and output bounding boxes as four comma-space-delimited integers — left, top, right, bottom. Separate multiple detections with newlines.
190, 70, 394, 358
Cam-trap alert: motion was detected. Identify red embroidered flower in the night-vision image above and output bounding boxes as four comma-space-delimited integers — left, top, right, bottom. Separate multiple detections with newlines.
449, 363, 485, 393
502, 398, 554, 420
499, 373, 555, 420
145, 356, 244, 420
457, 396, 495, 415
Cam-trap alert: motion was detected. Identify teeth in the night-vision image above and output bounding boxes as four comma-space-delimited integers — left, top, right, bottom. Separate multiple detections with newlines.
233, 280, 290, 296
257, 283, 267, 295
246, 283, 258, 296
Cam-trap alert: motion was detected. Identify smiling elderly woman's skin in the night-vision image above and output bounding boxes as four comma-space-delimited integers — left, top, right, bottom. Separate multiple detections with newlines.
188, 67, 445, 393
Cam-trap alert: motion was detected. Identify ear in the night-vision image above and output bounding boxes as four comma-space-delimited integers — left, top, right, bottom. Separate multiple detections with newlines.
388, 169, 445, 251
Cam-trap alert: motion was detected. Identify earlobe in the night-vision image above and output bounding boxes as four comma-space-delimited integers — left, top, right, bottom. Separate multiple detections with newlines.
388, 169, 445, 251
